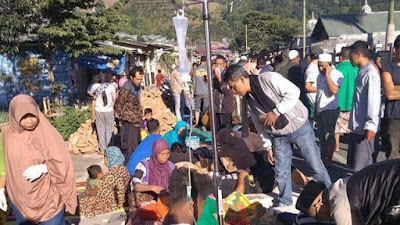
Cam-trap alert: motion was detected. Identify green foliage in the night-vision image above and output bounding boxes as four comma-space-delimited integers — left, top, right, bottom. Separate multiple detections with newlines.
0, 108, 8, 124
230, 11, 301, 52
123, 0, 176, 39
2, 0, 399, 57
0, 0, 41, 55
51, 106, 91, 140
38, 1, 128, 58
0, 0, 128, 57
51, 83, 67, 97
159, 53, 176, 71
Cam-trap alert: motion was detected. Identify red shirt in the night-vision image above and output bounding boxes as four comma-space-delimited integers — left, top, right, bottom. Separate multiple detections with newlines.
156, 73, 165, 87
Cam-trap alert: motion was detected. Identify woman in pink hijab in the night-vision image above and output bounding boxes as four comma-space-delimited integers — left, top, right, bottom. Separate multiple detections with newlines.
129, 139, 175, 225
1, 95, 77, 224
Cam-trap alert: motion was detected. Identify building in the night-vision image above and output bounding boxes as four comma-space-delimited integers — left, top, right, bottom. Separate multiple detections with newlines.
310, 11, 400, 53
291, 10, 400, 57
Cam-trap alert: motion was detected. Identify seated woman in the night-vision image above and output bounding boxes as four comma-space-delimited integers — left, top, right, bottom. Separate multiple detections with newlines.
128, 139, 175, 225
164, 121, 189, 147
79, 146, 131, 218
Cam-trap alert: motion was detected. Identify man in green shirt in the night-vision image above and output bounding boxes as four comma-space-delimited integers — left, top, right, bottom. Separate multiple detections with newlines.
334, 47, 359, 151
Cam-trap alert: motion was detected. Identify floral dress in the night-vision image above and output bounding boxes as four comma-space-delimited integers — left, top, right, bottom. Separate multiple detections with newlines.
79, 165, 131, 218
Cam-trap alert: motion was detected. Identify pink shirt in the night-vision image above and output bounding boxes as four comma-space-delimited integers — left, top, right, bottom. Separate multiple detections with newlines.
118, 77, 128, 88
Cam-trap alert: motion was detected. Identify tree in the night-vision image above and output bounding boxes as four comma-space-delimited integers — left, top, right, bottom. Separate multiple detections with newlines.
38, 0, 128, 57
38, 0, 127, 100
231, 11, 300, 52
0, 0, 42, 55
0, 0, 128, 103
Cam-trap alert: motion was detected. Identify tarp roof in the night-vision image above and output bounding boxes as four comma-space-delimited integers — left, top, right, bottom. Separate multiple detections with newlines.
313, 11, 400, 37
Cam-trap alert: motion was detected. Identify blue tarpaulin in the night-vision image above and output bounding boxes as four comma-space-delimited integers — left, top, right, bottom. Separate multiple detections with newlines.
78, 54, 125, 75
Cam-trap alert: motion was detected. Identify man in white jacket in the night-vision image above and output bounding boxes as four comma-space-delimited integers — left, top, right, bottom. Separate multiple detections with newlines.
224, 65, 331, 207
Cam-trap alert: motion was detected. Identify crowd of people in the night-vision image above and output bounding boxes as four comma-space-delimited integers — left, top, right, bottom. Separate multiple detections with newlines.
0, 34, 400, 225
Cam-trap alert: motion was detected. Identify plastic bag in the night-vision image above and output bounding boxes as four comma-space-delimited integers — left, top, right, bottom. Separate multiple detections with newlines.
173, 10, 191, 83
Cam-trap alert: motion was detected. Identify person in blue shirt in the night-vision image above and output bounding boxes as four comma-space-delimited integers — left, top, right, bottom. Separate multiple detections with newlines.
127, 118, 162, 176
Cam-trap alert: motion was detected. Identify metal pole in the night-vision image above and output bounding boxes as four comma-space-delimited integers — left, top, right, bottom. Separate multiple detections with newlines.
202, 0, 224, 224
303, 0, 306, 58
385, 0, 395, 50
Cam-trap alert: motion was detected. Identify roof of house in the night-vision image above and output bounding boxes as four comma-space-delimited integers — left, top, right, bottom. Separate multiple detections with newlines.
312, 11, 400, 37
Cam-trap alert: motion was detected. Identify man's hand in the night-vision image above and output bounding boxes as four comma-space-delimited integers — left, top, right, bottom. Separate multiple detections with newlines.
264, 111, 278, 126
237, 170, 249, 181
324, 66, 333, 76
213, 65, 222, 82
267, 149, 275, 165
364, 130, 375, 141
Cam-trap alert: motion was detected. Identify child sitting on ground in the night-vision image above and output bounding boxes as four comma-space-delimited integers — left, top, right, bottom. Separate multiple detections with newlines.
141, 108, 153, 140
85, 165, 104, 196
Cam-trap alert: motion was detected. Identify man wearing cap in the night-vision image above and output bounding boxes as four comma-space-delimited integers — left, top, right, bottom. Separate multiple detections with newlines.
236, 55, 248, 67
348, 41, 381, 171
277, 50, 304, 90
315, 53, 343, 166
296, 159, 400, 225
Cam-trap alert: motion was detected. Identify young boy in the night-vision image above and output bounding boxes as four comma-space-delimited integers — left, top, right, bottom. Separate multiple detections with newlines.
85, 165, 104, 196
141, 108, 153, 140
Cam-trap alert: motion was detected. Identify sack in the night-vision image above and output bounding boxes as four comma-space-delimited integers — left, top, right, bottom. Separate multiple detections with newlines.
223, 192, 266, 225
201, 109, 210, 129
138, 196, 169, 221
134, 192, 154, 207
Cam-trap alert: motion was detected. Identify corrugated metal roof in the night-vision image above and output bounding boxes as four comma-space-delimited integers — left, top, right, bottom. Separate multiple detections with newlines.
315, 11, 400, 37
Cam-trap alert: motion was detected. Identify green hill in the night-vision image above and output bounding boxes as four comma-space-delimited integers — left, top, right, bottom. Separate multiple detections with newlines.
120, 0, 399, 51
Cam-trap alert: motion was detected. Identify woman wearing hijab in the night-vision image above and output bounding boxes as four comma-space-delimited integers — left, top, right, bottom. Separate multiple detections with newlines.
1, 94, 77, 224
132, 139, 175, 201
79, 146, 130, 218
163, 121, 189, 147
129, 139, 175, 225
